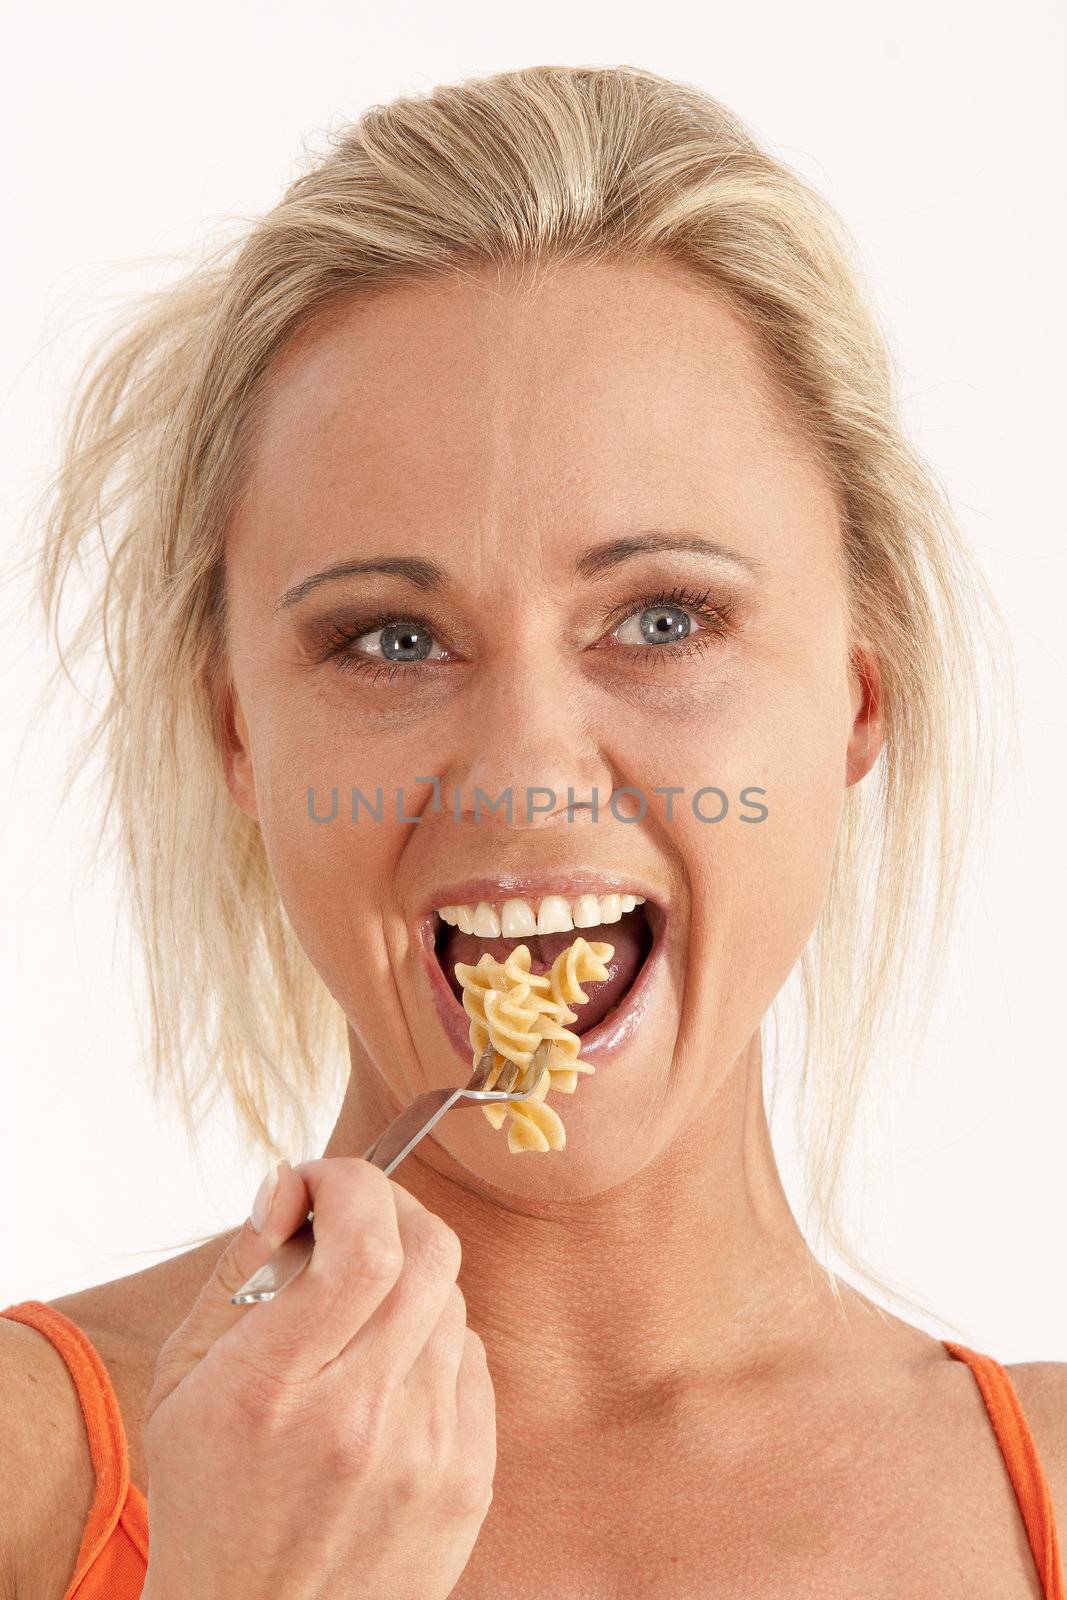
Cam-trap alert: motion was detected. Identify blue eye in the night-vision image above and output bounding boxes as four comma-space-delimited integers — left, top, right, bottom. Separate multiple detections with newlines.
315, 586, 734, 682
355, 621, 444, 663
615, 603, 698, 646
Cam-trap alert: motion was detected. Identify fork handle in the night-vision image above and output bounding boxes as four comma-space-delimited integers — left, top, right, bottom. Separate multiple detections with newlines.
229, 1053, 513, 1305
229, 1090, 469, 1304
229, 1114, 401, 1305
230, 1215, 318, 1303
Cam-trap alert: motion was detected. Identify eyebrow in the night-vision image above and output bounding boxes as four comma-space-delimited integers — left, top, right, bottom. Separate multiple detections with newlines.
276, 531, 766, 611
275, 556, 446, 611
572, 533, 766, 581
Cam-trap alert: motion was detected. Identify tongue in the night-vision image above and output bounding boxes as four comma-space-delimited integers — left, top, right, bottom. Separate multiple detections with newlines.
440, 910, 647, 1034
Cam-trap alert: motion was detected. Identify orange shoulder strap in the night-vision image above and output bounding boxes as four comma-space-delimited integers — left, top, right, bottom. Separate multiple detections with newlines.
1, 1300, 148, 1596
943, 1339, 1064, 1600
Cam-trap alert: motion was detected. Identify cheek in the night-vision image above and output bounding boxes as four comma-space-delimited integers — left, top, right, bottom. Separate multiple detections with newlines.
234, 682, 414, 996
241, 655, 417, 853
715, 656, 854, 981
648, 635, 852, 981
258, 797, 410, 1011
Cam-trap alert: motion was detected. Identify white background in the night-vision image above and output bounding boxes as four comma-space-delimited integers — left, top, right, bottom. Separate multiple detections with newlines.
2, 1, 1064, 1359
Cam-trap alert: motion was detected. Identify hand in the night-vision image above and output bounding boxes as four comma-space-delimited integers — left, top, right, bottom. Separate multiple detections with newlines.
140, 1157, 497, 1599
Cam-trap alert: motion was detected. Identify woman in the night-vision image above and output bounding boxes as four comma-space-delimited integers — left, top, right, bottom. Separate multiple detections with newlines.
2, 62, 1063, 1599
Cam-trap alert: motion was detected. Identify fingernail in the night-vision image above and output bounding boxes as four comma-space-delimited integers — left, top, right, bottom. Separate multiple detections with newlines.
250, 1162, 283, 1233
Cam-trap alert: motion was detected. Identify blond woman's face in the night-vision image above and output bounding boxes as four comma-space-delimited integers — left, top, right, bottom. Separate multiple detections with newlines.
222, 259, 880, 1193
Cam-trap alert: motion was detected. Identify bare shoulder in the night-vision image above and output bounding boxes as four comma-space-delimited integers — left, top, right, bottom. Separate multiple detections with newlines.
46, 1225, 237, 1353
1005, 1361, 1067, 1530
43, 1229, 240, 1496
0, 1314, 96, 1600
0, 1234, 234, 1598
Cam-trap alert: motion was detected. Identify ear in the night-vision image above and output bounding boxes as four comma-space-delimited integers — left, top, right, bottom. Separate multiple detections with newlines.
845, 643, 884, 787
218, 676, 260, 821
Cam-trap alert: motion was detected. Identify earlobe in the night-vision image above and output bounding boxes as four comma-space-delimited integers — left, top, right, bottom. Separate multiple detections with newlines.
218, 678, 259, 820
845, 645, 885, 787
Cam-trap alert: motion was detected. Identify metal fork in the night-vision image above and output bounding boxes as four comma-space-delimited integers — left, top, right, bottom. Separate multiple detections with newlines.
229, 1039, 553, 1305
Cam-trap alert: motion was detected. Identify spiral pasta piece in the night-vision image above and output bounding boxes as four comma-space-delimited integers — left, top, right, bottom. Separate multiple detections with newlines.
547, 938, 614, 1016
499, 944, 552, 996
454, 949, 556, 1064
454, 936, 615, 1153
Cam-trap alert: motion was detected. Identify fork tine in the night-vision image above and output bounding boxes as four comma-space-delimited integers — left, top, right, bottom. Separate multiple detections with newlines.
472, 1042, 498, 1087
496, 1057, 522, 1093
466, 1039, 552, 1101
525, 1038, 552, 1095
508, 1039, 551, 1099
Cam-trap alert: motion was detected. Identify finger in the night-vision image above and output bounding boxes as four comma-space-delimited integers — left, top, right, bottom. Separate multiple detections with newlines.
454, 1329, 498, 1490
222, 1157, 406, 1378
320, 1170, 466, 1387
398, 1280, 468, 1403
146, 1160, 306, 1411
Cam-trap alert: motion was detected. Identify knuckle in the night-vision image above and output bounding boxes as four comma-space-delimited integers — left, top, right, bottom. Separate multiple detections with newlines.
390, 1431, 444, 1505
408, 1215, 462, 1279
345, 1235, 405, 1283
227, 1355, 309, 1427
211, 1239, 260, 1301
446, 1454, 495, 1519
464, 1326, 489, 1370
438, 1278, 467, 1318
292, 1373, 395, 1473
319, 1410, 378, 1476
153, 1326, 183, 1372
428, 1285, 468, 1351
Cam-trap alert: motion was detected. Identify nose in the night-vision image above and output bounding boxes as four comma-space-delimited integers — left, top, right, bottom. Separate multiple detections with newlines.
441, 661, 617, 830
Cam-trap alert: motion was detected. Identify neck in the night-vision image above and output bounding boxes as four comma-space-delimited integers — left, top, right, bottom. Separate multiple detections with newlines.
323, 1028, 874, 1435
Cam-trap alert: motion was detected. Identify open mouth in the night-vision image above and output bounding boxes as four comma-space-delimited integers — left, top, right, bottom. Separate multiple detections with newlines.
420, 885, 666, 1065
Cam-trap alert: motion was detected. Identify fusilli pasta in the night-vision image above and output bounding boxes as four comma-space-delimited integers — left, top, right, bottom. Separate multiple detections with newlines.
453, 938, 614, 1153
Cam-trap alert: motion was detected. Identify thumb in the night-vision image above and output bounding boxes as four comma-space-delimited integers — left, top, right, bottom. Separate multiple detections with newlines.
145, 1160, 309, 1417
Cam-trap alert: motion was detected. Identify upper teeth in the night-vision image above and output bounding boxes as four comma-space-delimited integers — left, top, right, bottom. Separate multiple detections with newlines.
436, 892, 645, 939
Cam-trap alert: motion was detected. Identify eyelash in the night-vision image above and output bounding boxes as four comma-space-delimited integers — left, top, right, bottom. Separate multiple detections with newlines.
314, 584, 738, 683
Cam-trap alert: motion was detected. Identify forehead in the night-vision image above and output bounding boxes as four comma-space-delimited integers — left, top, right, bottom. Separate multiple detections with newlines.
230, 258, 837, 582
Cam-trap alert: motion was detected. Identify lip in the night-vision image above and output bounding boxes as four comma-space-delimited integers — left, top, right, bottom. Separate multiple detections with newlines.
417, 893, 668, 1070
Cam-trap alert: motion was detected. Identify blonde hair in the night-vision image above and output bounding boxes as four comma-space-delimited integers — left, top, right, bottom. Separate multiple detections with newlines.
25, 64, 1009, 1327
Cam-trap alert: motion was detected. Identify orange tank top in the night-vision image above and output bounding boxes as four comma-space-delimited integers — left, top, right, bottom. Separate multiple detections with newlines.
2, 1301, 148, 1597
0, 1301, 1062, 1599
